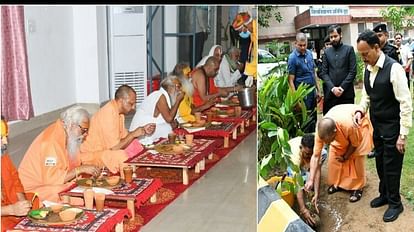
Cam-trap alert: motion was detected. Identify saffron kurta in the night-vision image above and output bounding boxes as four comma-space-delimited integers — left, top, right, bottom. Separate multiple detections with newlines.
244, 19, 257, 79
2, 154, 39, 232
18, 120, 80, 203
80, 100, 130, 173
314, 104, 373, 190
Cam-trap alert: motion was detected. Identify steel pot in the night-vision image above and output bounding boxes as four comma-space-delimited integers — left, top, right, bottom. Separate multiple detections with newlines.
237, 87, 256, 109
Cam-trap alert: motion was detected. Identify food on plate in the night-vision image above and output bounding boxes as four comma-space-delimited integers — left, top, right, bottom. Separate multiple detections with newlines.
50, 204, 63, 213
226, 108, 235, 115
66, 207, 83, 214
231, 96, 240, 103
192, 119, 206, 127
29, 209, 50, 220
59, 209, 77, 221
85, 179, 93, 186
95, 179, 104, 186
106, 176, 120, 186
172, 145, 184, 153
182, 123, 192, 127
210, 107, 219, 112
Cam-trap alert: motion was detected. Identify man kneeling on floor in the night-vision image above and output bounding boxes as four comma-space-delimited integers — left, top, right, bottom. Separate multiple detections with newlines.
287, 133, 325, 227
305, 104, 373, 203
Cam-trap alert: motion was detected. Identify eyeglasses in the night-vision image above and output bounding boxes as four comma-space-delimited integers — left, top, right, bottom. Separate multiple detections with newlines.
78, 125, 89, 134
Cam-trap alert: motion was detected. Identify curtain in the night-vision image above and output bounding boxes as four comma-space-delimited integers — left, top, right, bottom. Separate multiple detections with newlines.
1, 6, 34, 121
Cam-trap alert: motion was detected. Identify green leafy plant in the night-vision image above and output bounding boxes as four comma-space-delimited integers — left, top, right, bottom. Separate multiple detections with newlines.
258, 72, 315, 156
354, 53, 365, 86
258, 67, 315, 195
258, 6, 282, 28
380, 6, 414, 33
265, 40, 290, 59
258, 126, 304, 195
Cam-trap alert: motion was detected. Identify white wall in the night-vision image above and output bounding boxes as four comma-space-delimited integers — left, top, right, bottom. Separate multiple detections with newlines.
25, 6, 77, 116
73, 6, 100, 104
96, 6, 110, 103
24, 6, 110, 117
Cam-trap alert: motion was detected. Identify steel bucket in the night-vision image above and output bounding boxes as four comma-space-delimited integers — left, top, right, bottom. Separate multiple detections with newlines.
237, 87, 256, 109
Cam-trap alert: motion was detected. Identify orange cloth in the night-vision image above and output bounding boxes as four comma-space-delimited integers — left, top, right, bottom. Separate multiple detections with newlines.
190, 68, 218, 107
208, 77, 218, 95
190, 69, 205, 107
192, 86, 204, 107
80, 100, 130, 173
314, 104, 373, 190
18, 120, 80, 203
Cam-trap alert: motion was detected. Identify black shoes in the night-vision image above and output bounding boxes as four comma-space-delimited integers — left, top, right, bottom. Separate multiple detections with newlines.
370, 196, 388, 208
367, 150, 376, 159
383, 204, 404, 222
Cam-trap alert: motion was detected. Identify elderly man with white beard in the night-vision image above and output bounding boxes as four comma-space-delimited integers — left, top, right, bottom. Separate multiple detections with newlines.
18, 106, 100, 203
129, 75, 185, 144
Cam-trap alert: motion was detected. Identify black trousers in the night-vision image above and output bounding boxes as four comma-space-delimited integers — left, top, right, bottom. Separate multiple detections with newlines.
405, 71, 410, 89
373, 132, 404, 208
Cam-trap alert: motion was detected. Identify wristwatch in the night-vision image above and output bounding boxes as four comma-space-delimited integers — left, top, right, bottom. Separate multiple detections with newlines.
400, 134, 407, 140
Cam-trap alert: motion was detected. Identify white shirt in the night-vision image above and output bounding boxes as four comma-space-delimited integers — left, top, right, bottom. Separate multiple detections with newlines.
399, 44, 413, 67
129, 88, 172, 144
215, 55, 241, 87
359, 52, 412, 135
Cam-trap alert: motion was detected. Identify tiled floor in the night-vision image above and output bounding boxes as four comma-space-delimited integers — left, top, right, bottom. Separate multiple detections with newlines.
141, 129, 257, 232
7, 112, 257, 232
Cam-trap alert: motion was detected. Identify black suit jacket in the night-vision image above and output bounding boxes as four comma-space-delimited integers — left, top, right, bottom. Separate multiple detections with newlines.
320, 43, 357, 101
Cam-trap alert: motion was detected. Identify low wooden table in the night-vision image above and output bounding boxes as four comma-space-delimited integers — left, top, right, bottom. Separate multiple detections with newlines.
59, 178, 162, 220
125, 138, 220, 185
211, 110, 254, 134
174, 122, 238, 148
12, 207, 129, 232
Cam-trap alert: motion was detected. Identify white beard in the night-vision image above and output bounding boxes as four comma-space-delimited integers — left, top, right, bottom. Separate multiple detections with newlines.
67, 133, 82, 160
169, 92, 178, 106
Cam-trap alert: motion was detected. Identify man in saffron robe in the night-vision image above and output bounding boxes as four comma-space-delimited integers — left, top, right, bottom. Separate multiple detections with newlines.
80, 85, 156, 173
305, 104, 373, 203
1, 116, 39, 232
191, 56, 229, 108
18, 106, 101, 203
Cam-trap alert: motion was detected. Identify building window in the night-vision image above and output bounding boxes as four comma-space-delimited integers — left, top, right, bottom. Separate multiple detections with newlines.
358, 23, 366, 34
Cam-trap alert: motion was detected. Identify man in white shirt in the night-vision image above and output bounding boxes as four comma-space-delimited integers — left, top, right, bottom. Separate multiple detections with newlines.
354, 30, 412, 223
215, 47, 243, 88
394, 33, 413, 88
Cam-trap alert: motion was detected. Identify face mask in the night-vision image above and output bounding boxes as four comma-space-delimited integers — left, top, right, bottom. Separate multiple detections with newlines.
239, 31, 251, 39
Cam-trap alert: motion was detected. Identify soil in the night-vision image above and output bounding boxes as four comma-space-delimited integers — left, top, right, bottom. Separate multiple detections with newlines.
314, 163, 414, 232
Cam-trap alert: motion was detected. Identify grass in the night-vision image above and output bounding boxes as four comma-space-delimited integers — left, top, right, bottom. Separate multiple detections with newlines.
355, 85, 414, 207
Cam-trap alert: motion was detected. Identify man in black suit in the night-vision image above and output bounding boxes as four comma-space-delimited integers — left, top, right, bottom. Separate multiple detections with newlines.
368, 23, 401, 159
354, 30, 412, 223
320, 25, 357, 115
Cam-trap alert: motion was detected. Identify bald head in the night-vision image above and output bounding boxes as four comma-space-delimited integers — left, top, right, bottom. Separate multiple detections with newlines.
115, 85, 136, 100
205, 56, 220, 67
317, 117, 337, 143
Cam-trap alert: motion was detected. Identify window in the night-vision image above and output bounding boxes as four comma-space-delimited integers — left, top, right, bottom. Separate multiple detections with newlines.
358, 22, 366, 34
